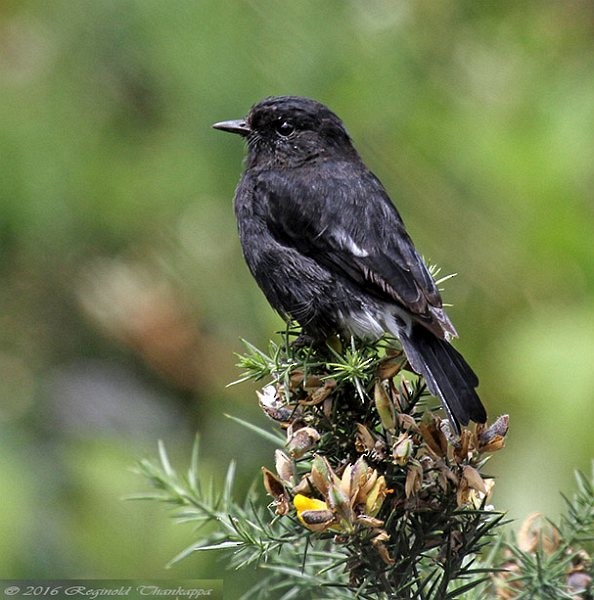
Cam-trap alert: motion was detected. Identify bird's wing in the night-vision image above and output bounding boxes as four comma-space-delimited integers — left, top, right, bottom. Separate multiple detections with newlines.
256, 162, 456, 337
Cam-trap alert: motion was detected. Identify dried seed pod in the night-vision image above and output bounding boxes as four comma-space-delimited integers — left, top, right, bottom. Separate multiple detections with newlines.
397, 413, 418, 431
357, 515, 384, 529
371, 530, 395, 565
376, 355, 403, 380
419, 417, 448, 457
355, 423, 376, 453
477, 414, 509, 453
258, 384, 295, 425
310, 454, 335, 496
456, 475, 471, 507
262, 467, 290, 515
288, 369, 305, 389
300, 378, 336, 405
461, 465, 487, 494
292, 474, 315, 496
286, 426, 320, 458
346, 458, 369, 500
274, 449, 295, 483
405, 462, 423, 498
301, 374, 324, 389
289, 369, 323, 390
374, 380, 396, 431
453, 429, 473, 463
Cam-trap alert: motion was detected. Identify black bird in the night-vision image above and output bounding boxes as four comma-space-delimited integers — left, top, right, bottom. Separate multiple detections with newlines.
213, 96, 486, 433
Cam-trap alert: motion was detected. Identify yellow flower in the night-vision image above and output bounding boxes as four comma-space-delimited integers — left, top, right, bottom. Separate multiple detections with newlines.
293, 494, 335, 532
293, 493, 328, 513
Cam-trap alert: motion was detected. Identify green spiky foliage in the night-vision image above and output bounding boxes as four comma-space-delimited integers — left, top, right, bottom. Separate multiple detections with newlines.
492, 466, 593, 600
133, 327, 523, 598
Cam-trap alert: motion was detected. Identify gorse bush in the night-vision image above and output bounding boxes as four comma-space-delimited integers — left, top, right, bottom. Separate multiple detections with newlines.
134, 328, 592, 599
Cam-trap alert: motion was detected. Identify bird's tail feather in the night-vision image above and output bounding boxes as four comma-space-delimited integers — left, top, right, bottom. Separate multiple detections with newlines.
399, 324, 486, 434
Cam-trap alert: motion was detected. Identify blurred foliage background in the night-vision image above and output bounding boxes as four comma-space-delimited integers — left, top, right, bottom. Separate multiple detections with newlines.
1, 0, 593, 593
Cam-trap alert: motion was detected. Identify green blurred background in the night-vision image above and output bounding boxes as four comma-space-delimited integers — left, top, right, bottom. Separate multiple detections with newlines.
1, 0, 593, 591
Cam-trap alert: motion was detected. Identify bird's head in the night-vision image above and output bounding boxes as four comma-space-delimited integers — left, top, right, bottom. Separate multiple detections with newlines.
213, 96, 356, 168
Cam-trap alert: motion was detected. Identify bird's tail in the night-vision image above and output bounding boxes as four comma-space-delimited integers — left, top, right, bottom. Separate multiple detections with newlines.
399, 324, 487, 434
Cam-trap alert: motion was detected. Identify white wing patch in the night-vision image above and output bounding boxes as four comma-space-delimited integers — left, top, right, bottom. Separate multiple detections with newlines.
339, 309, 384, 340
338, 303, 413, 340
335, 230, 369, 257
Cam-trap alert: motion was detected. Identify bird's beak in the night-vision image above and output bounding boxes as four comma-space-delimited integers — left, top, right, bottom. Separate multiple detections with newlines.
212, 119, 251, 137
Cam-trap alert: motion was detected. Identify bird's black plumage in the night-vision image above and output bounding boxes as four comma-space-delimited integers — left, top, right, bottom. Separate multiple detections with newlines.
213, 96, 487, 433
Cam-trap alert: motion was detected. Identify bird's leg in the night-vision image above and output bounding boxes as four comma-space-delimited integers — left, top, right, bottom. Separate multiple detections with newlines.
291, 331, 317, 348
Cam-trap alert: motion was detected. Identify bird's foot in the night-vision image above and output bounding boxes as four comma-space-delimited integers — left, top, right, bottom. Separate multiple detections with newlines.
291, 332, 317, 348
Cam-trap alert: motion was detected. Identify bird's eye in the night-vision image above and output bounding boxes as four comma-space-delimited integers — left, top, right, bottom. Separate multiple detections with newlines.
275, 120, 295, 137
